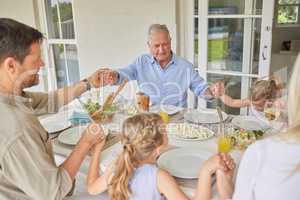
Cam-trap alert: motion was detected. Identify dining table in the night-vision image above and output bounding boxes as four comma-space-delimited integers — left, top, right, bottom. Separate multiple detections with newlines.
40, 101, 283, 200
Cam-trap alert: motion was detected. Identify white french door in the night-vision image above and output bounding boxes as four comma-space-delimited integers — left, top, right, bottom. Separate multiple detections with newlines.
191, 0, 275, 114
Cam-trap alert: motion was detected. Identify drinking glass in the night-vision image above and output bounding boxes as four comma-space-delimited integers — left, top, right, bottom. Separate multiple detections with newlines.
217, 123, 233, 153
264, 100, 280, 121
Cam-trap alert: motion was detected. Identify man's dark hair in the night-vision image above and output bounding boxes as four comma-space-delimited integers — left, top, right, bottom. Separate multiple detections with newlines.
0, 18, 44, 64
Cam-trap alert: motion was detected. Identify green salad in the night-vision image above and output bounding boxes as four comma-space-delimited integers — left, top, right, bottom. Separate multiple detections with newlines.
83, 99, 100, 114
83, 99, 117, 115
230, 129, 264, 150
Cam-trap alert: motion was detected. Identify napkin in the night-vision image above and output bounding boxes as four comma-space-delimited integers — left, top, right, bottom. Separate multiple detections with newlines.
69, 111, 91, 125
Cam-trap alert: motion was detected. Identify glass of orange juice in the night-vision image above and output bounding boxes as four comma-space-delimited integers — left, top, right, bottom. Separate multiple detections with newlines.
218, 136, 232, 153
159, 111, 170, 123
217, 123, 232, 153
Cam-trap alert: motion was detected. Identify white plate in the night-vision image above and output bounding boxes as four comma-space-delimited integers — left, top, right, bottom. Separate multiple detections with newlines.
158, 147, 213, 179
58, 123, 119, 145
167, 123, 214, 141
39, 112, 71, 133
184, 108, 228, 124
150, 105, 183, 115
231, 115, 269, 131
58, 125, 88, 145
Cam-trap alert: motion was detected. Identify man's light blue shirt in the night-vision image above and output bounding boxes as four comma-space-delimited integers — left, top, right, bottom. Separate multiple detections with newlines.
117, 53, 209, 107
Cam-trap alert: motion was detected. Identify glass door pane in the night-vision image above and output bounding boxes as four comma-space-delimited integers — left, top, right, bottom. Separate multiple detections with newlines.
66, 44, 80, 85
45, 0, 75, 39
52, 44, 80, 88
194, 16, 199, 66
52, 44, 67, 88
251, 19, 261, 74
207, 18, 244, 72
58, 0, 75, 39
207, 18, 261, 74
45, 0, 60, 39
255, 0, 263, 15
208, 0, 263, 15
209, 0, 245, 15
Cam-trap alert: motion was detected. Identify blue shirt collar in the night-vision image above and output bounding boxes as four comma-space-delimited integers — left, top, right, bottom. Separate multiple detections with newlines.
150, 51, 177, 66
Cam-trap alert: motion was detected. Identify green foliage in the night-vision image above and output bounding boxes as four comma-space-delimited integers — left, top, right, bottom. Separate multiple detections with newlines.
51, 2, 73, 23
279, 0, 300, 5
208, 38, 229, 61
277, 5, 298, 24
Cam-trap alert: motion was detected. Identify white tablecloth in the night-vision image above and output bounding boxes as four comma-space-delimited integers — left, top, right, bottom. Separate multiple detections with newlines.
47, 105, 283, 200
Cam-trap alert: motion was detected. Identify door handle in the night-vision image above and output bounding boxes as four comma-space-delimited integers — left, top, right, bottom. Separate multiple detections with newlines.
262, 45, 268, 60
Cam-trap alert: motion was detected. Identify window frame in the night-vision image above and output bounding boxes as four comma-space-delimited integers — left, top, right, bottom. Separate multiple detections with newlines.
39, 0, 80, 90
184, 0, 274, 114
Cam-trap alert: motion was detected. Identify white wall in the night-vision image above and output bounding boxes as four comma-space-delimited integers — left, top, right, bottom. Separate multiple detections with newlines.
272, 1, 300, 53
272, 27, 300, 53
270, 3, 300, 83
73, 0, 176, 78
0, 0, 36, 27
271, 26, 300, 76
72, 0, 177, 100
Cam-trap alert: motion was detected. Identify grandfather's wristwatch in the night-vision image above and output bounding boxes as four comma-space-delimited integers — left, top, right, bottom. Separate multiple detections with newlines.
82, 78, 92, 91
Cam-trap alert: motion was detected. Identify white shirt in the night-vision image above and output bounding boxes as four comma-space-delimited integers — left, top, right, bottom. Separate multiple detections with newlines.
233, 137, 300, 200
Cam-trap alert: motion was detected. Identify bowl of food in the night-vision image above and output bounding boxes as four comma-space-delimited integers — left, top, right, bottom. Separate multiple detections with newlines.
83, 99, 118, 123
229, 129, 264, 150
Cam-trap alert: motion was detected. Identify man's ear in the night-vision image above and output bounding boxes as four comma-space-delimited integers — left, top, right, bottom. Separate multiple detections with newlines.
3, 57, 18, 74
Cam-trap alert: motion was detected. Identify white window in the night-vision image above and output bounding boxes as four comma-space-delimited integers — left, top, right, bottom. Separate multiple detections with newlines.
277, 0, 300, 25
42, 0, 80, 89
191, 0, 274, 114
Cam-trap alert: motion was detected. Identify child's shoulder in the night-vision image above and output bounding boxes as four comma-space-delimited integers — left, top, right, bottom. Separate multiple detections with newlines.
135, 164, 159, 175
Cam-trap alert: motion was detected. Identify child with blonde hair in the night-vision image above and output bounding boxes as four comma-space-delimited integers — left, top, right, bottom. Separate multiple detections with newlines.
87, 113, 234, 200
220, 76, 285, 118
215, 54, 300, 200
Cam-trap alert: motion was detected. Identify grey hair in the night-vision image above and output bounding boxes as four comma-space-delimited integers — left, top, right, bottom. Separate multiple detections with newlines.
148, 24, 171, 42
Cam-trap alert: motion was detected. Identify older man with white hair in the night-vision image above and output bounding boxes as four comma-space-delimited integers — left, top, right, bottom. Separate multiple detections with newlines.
106, 24, 223, 107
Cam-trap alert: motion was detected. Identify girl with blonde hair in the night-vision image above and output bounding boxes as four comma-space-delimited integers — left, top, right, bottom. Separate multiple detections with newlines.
87, 113, 234, 200
217, 55, 300, 200
220, 76, 284, 110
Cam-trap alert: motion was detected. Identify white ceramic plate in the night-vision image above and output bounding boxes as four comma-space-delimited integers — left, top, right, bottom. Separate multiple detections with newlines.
58, 125, 88, 145
167, 123, 214, 141
58, 123, 120, 145
39, 113, 71, 133
231, 115, 269, 131
150, 105, 184, 115
158, 147, 213, 179
184, 108, 228, 124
